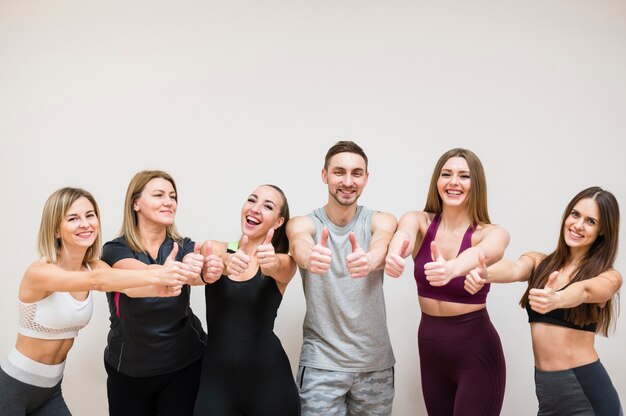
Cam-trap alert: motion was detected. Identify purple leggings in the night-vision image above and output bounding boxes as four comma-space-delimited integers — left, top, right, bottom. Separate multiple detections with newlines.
418, 308, 506, 416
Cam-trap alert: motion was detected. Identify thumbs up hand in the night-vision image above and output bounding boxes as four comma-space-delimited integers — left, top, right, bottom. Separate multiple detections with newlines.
182, 242, 204, 278
384, 238, 410, 278
165, 241, 180, 263
154, 283, 183, 297
226, 235, 251, 277
528, 271, 561, 314
308, 227, 332, 275
201, 241, 224, 284
464, 251, 487, 294
424, 241, 456, 286
346, 232, 371, 278
257, 228, 278, 275
160, 242, 197, 285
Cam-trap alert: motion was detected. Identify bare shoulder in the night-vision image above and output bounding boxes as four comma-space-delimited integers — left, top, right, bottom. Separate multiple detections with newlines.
30, 257, 51, 267
520, 251, 547, 267
372, 211, 397, 229
21, 258, 55, 294
598, 268, 622, 286
399, 210, 431, 229
24, 258, 53, 276
372, 210, 396, 221
286, 215, 314, 236
210, 240, 228, 256
474, 223, 509, 237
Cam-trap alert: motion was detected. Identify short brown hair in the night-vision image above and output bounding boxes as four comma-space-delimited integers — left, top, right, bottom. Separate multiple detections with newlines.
324, 141, 368, 171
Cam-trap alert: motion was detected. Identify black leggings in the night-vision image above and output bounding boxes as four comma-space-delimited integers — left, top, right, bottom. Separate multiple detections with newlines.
418, 308, 506, 416
105, 358, 202, 416
193, 333, 300, 416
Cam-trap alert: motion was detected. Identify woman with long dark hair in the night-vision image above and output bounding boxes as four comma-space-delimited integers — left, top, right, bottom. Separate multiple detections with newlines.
193, 184, 300, 416
385, 148, 509, 416
466, 186, 622, 415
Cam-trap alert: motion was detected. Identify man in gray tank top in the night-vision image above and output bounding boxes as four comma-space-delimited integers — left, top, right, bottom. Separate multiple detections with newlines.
287, 141, 398, 416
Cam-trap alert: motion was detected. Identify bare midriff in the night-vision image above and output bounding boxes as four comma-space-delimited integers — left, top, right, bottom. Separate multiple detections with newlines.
530, 323, 598, 371
419, 296, 486, 317
15, 334, 74, 365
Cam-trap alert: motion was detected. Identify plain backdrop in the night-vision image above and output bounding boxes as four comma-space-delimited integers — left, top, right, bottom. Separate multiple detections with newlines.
1, 1, 625, 415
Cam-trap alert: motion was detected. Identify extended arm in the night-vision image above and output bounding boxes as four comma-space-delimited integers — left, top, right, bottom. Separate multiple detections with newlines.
366, 211, 398, 270
487, 252, 540, 283
385, 211, 421, 277
529, 269, 622, 314
287, 215, 331, 274
346, 211, 397, 278
20, 251, 194, 297
255, 228, 297, 284
260, 253, 297, 285
287, 215, 316, 269
110, 258, 173, 297
426, 224, 510, 286
453, 225, 510, 275
465, 251, 543, 294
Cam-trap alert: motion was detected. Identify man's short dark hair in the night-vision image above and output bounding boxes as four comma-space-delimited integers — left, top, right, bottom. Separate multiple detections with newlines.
324, 141, 368, 171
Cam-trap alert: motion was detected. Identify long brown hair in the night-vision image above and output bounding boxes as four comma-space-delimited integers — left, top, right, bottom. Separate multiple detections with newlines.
120, 170, 184, 253
520, 187, 620, 336
423, 148, 490, 225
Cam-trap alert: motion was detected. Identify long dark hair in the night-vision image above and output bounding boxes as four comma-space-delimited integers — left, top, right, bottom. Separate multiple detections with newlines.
263, 184, 290, 254
520, 187, 620, 336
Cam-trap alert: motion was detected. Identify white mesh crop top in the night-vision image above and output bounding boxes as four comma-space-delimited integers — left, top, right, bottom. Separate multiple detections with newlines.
17, 263, 94, 340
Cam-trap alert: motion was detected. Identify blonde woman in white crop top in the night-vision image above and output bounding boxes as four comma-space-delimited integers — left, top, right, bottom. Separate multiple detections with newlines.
0, 187, 198, 416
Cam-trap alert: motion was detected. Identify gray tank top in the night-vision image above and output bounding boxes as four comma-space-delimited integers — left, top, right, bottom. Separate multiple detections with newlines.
299, 206, 395, 372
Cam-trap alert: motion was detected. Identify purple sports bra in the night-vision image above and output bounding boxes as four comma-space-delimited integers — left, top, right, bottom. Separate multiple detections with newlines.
414, 214, 490, 304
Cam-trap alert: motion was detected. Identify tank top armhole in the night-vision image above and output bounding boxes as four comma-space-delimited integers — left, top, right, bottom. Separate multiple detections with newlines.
461, 222, 477, 249
424, 214, 441, 244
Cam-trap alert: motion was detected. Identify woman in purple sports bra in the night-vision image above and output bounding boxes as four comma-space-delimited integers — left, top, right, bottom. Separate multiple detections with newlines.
385, 148, 510, 416
465, 186, 622, 416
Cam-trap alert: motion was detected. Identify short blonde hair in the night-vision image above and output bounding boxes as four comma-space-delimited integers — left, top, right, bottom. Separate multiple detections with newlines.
38, 187, 102, 263
121, 170, 183, 253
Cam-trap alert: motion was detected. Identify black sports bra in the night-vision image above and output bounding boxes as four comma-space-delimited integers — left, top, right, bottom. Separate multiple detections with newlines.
526, 305, 596, 333
526, 278, 597, 333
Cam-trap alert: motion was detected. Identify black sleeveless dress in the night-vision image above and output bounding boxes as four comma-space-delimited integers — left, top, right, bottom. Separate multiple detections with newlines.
193, 266, 300, 416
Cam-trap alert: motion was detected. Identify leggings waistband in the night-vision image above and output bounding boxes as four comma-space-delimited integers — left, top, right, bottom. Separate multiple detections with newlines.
419, 308, 496, 342
0, 347, 64, 388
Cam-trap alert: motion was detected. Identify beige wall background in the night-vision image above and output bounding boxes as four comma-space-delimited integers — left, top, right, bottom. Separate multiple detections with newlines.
1, 1, 625, 414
